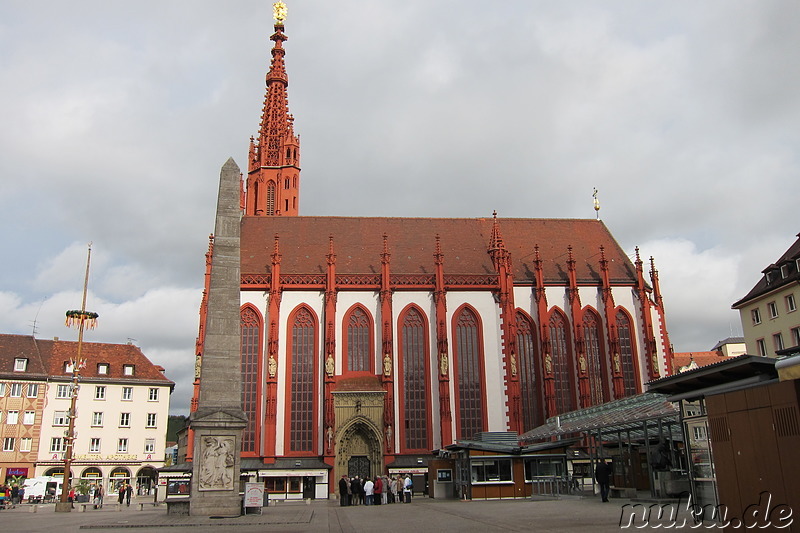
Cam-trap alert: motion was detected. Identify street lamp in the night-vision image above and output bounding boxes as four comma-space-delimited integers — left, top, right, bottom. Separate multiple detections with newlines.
55, 243, 97, 513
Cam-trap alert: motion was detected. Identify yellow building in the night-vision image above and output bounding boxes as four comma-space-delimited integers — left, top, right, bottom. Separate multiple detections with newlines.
732, 234, 800, 356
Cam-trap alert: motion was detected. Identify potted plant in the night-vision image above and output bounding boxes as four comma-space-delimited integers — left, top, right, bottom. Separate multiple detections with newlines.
76, 479, 92, 503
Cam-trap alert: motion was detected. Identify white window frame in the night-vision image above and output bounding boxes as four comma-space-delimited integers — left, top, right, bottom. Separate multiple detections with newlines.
144, 439, 156, 453
26, 383, 39, 398
14, 358, 28, 372
117, 438, 128, 453
122, 387, 133, 401
92, 412, 104, 427
119, 412, 131, 427
3, 437, 15, 452
148, 388, 159, 402
95, 385, 106, 400
793, 327, 800, 348
6, 410, 19, 425
0, 383, 5, 396
751, 308, 762, 325
146, 413, 157, 428
98, 363, 109, 375
787, 294, 797, 313
781, 264, 789, 279
756, 338, 767, 356
50, 437, 66, 453
90, 438, 101, 453
774, 333, 785, 351
53, 411, 69, 426
123, 365, 135, 376
23, 411, 35, 425
56, 384, 70, 399
768, 301, 779, 319
20, 437, 32, 452
9, 383, 22, 397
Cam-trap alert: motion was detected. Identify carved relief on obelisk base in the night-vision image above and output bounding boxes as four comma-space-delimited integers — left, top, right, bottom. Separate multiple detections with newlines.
198, 435, 236, 491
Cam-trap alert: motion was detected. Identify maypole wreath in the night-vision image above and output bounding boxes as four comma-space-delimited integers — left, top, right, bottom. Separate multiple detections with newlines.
65, 310, 99, 329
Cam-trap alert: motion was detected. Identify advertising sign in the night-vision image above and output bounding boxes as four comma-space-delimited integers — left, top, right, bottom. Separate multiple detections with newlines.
244, 482, 264, 508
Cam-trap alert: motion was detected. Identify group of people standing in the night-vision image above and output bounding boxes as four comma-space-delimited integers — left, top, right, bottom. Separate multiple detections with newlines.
338, 474, 413, 506
117, 483, 134, 506
0, 483, 22, 508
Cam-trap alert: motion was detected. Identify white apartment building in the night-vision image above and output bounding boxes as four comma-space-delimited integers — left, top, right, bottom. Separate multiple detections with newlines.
0, 335, 173, 493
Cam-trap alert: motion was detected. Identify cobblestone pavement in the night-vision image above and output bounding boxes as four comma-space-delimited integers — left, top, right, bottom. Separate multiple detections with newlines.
0, 495, 706, 532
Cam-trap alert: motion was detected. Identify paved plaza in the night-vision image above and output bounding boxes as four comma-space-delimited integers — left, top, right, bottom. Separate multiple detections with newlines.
0, 495, 708, 532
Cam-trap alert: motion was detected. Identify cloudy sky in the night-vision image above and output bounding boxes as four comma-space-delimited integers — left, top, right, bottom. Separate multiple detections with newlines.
2, 1, 798, 414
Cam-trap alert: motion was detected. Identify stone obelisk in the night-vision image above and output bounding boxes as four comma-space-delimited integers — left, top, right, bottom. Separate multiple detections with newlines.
189, 157, 248, 516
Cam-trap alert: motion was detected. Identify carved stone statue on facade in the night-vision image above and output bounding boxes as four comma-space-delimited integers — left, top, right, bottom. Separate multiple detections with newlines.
439, 353, 449, 376
325, 354, 335, 377
383, 353, 392, 377
385, 424, 393, 452
579, 355, 587, 373
326, 426, 333, 453
613, 353, 621, 374
268, 356, 277, 378
544, 353, 553, 374
510, 353, 517, 377
198, 435, 235, 491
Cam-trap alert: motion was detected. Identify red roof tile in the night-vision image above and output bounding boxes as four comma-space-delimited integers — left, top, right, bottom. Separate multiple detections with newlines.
241, 217, 637, 284
0, 334, 173, 386
672, 351, 726, 373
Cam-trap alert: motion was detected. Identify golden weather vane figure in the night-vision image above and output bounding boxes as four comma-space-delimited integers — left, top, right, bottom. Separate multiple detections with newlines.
593, 187, 600, 220
274, 1, 287, 23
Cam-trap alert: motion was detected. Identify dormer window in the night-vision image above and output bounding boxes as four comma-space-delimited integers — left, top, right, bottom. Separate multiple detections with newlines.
65, 361, 74, 373
781, 264, 789, 279
766, 272, 773, 284
14, 358, 28, 372
97, 363, 109, 375
123, 364, 135, 376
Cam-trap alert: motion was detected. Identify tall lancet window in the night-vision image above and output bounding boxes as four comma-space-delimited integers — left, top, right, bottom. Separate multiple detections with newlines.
266, 182, 276, 215
454, 307, 485, 440
345, 307, 372, 372
582, 310, 606, 406
616, 310, 639, 397
289, 307, 317, 452
516, 311, 541, 431
400, 307, 430, 451
549, 310, 575, 414
240, 307, 261, 453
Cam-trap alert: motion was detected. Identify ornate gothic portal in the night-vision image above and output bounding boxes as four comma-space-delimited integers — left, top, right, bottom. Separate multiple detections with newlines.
333, 386, 385, 482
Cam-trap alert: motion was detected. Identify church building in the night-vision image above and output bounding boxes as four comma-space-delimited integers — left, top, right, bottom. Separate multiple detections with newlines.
188, 3, 674, 499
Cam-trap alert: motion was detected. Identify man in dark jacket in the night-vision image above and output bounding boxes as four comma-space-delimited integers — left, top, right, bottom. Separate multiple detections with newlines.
338, 475, 350, 506
595, 459, 612, 502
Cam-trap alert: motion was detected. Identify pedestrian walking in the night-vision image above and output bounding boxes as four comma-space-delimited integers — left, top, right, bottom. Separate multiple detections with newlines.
595, 458, 612, 503
125, 483, 133, 506
403, 474, 412, 503
118, 484, 125, 505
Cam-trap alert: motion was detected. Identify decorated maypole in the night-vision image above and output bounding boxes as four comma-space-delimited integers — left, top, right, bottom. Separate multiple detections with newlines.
56, 243, 97, 513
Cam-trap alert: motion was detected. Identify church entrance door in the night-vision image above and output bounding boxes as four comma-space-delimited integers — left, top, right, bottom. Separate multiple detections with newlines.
348, 455, 371, 479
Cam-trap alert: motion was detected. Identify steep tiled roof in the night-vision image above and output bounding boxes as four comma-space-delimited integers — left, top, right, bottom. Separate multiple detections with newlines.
241, 216, 637, 284
0, 334, 173, 387
672, 351, 726, 373
0, 334, 49, 378
733, 233, 800, 308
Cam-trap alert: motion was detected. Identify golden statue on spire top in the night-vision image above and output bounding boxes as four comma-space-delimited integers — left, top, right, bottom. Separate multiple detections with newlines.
273, 1, 287, 24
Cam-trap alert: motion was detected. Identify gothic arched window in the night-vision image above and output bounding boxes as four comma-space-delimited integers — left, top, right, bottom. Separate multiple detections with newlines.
345, 307, 372, 373
266, 182, 276, 215
454, 307, 485, 440
399, 306, 430, 451
288, 307, 317, 452
616, 310, 639, 397
240, 306, 261, 453
516, 311, 541, 431
549, 310, 575, 414
582, 310, 606, 406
